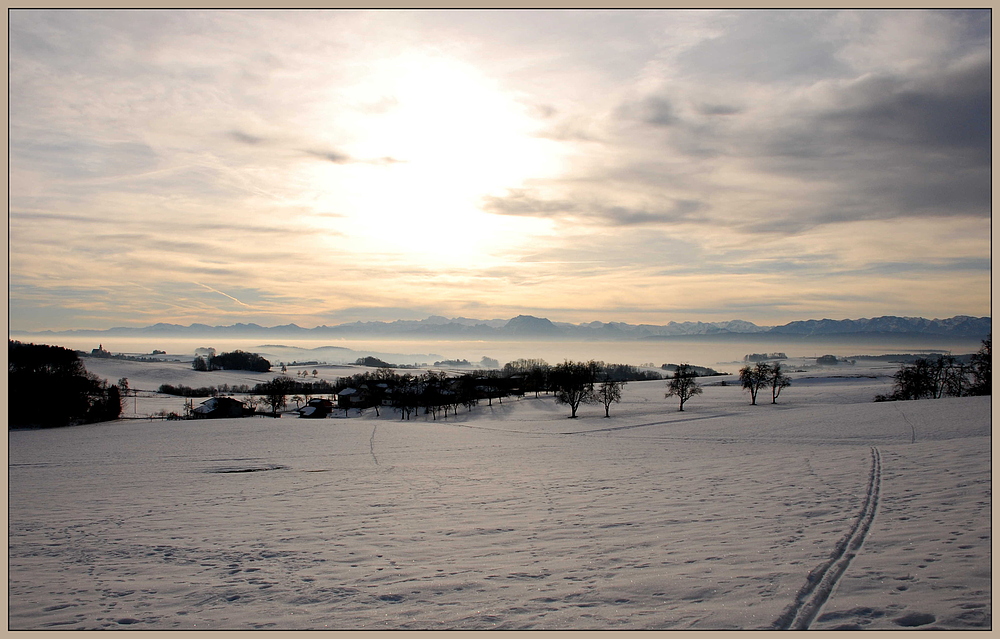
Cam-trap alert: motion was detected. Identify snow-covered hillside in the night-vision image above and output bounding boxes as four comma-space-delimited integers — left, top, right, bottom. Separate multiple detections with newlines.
8, 361, 991, 630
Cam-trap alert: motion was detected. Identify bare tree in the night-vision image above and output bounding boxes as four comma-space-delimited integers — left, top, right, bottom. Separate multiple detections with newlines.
244, 395, 261, 413
770, 363, 791, 404
597, 378, 626, 417
117, 377, 131, 414
391, 374, 419, 420
665, 363, 702, 411
482, 369, 504, 406
261, 376, 296, 415
739, 362, 771, 405
551, 360, 599, 418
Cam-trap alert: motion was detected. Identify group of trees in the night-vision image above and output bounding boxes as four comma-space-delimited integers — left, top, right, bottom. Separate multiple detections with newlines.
876, 336, 990, 401
659, 361, 793, 411
738, 362, 792, 405
744, 352, 787, 362
193, 349, 272, 372
354, 356, 393, 368
9, 341, 123, 428
548, 360, 602, 418
515, 359, 661, 418
225, 359, 660, 420
159, 378, 337, 399
169, 356, 770, 419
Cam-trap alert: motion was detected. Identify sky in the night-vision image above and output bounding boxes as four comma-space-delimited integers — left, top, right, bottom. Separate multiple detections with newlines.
8, 9, 992, 331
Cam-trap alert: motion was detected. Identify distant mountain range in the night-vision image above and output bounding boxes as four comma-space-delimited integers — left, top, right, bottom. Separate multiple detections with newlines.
15, 314, 991, 341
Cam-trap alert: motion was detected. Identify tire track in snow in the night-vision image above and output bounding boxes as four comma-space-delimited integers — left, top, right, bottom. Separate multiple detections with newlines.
773, 446, 882, 630
370, 426, 379, 466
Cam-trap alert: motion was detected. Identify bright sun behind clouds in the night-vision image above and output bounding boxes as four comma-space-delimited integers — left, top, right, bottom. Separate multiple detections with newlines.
303, 53, 563, 266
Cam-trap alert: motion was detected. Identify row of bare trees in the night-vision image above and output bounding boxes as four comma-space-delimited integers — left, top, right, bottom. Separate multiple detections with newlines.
547, 360, 631, 418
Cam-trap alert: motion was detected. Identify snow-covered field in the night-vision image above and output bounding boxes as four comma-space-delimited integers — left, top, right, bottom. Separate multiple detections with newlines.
8, 359, 991, 630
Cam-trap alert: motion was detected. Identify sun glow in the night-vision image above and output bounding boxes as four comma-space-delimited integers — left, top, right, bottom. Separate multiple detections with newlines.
303, 53, 563, 265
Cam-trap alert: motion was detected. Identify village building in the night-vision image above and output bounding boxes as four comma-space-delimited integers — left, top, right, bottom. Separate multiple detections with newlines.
336, 387, 363, 409
297, 398, 335, 418
191, 397, 250, 419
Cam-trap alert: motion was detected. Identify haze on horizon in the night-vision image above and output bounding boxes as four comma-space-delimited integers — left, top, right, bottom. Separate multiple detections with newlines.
9, 9, 991, 332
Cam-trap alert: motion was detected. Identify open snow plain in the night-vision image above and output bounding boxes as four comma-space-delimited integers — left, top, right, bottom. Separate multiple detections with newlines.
8, 362, 991, 630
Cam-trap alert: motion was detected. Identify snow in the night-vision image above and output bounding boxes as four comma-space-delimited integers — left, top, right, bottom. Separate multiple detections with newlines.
8, 360, 991, 630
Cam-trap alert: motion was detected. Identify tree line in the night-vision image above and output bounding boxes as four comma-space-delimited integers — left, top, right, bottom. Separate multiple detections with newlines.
224, 359, 666, 419
159, 378, 336, 398
192, 349, 271, 372
171, 357, 793, 419
875, 335, 990, 401
9, 341, 124, 428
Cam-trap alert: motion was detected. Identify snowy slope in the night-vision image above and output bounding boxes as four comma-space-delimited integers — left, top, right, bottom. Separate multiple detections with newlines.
8, 363, 991, 630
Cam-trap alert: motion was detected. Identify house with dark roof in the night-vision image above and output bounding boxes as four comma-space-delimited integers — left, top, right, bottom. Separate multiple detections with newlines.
297, 398, 335, 418
191, 397, 250, 419
336, 387, 363, 408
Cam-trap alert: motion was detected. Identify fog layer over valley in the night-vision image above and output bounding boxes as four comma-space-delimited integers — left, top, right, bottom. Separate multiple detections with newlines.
8, 350, 990, 630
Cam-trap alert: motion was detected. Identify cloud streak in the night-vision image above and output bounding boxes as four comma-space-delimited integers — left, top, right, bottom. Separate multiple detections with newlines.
193, 283, 254, 308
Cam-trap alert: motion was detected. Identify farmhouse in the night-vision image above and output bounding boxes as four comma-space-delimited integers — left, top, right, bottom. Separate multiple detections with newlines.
191, 397, 250, 419
297, 398, 335, 419
336, 387, 363, 408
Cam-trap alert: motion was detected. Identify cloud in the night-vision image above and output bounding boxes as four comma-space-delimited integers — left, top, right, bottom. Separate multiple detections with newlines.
10, 136, 161, 181
696, 103, 743, 116
740, 55, 991, 228
618, 96, 678, 127
482, 190, 706, 227
673, 10, 851, 83
481, 190, 577, 217
228, 130, 267, 145
506, 9, 991, 239
303, 148, 352, 164
815, 55, 990, 155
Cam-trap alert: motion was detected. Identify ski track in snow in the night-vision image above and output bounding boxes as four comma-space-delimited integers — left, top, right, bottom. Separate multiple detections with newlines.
774, 446, 881, 629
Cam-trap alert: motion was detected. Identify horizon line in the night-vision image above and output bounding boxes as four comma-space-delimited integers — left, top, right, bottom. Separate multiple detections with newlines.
8, 313, 991, 335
